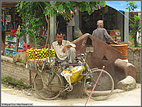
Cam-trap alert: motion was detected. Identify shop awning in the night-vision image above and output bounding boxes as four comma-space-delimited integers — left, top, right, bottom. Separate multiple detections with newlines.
2, 2, 17, 8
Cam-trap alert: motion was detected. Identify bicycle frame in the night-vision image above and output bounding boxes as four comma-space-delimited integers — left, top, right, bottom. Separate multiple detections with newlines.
34, 53, 114, 100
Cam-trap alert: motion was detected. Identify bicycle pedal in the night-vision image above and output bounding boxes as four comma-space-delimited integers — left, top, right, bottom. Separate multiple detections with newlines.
67, 85, 73, 92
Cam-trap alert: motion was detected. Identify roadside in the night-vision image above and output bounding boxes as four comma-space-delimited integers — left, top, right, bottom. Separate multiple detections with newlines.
1, 83, 141, 106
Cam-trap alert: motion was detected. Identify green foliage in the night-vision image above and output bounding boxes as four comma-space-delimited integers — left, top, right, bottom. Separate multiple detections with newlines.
15, 25, 21, 37
130, 15, 141, 33
126, 1, 137, 12
16, 1, 46, 47
2, 77, 27, 88
17, 59, 23, 63
16, 1, 106, 45
17, 79, 25, 87
130, 45, 141, 48
126, 1, 140, 47
129, 15, 141, 47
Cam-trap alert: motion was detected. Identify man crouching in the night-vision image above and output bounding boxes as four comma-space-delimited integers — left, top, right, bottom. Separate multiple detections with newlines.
51, 32, 76, 64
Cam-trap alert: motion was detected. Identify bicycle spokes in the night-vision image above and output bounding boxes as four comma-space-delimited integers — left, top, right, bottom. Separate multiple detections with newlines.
84, 69, 114, 101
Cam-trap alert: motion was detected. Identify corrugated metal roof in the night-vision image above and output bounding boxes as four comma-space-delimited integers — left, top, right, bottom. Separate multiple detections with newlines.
106, 1, 141, 12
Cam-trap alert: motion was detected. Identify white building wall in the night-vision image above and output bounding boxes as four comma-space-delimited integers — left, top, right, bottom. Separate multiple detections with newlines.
124, 12, 129, 42
137, 12, 141, 44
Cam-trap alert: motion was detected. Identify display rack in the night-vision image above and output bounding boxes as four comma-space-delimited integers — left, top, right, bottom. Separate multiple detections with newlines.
4, 32, 19, 56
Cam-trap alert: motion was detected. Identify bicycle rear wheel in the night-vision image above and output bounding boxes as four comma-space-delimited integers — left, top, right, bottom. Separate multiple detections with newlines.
84, 68, 114, 101
34, 70, 64, 100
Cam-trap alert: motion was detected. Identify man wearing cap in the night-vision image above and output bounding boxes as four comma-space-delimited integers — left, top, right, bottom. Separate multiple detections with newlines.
92, 20, 117, 44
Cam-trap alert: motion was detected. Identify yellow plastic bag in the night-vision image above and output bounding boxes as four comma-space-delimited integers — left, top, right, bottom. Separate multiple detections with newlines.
61, 66, 85, 84
70, 66, 85, 83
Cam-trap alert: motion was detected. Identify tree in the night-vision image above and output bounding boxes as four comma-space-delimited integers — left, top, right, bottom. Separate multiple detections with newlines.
16, 2, 47, 47
129, 15, 141, 47
126, 1, 137, 12
16, 1, 106, 47
126, 1, 141, 47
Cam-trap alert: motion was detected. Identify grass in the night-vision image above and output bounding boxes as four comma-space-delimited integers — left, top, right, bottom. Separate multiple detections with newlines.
2, 76, 29, 89
130, 45, 141, 48
18, 59, 23, 63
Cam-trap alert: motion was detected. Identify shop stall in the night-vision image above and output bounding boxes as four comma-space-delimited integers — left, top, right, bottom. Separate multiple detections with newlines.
1, 2, 23, 56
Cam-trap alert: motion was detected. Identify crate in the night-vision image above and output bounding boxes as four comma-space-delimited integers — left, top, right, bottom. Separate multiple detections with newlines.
23, 44, 30, 49
10, 29, 17, 33
23, 48, 26, 52
18, 49, 23, 52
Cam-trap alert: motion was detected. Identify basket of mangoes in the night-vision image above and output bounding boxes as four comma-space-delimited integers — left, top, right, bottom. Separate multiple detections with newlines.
26, 48, 55, 60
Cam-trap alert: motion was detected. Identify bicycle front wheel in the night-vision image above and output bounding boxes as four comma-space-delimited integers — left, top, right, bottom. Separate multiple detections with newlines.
34, 70, 64, 100
84, 68, 114, 101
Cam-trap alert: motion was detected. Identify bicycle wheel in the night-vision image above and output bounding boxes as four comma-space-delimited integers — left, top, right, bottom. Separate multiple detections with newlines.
84, 68, 114, 101
34, 70, 64, 100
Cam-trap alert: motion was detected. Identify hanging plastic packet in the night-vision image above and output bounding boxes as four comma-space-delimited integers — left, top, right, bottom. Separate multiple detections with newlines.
61, 69, 72, 86
61, 65, 85, 84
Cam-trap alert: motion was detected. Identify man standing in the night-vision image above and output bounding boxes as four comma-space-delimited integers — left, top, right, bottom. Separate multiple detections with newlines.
92, 20, 117, 44
52, 32, 76, 63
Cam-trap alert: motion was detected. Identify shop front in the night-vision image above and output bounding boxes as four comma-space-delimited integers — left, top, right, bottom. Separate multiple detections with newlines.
1, 2, 24, 56
79, 6, 124, 42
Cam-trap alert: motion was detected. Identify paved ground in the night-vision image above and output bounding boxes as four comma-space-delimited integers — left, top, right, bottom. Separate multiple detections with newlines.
1, 83, 141, 106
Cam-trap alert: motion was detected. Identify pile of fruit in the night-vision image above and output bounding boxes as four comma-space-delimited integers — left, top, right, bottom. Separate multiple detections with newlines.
26, 48, 55, 59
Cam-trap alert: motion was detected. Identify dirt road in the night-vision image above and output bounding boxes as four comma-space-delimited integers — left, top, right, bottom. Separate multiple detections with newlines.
1, 83, 141, 106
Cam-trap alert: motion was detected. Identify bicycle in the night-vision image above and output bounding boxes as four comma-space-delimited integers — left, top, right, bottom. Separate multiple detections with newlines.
33, 53, 114, 101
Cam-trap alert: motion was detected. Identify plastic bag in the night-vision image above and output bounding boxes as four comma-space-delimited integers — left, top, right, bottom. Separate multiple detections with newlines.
61, 66, 85, 84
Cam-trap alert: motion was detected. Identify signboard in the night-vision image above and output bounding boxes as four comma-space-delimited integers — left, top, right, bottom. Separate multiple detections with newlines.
6, 15, 11, 22
109, 30, 121, 42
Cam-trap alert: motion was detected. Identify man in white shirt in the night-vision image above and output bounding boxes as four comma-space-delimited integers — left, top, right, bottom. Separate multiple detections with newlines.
52, 32, 76, 63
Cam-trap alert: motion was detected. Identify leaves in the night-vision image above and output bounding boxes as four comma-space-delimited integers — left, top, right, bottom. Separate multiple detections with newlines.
50, 8, 54, 17
58, 4, 64, 14
16, 1, 45, 47
126, 1, 137, 12
16, 1, 106, 46
52, 1, 56, 7
126, 1, 140, 47
99, 1, 106, 7
20, 1, 24, 9
44, 1, 51, 7
78, 2, 87, 12
87, 5, 92, 15
129, 15, 141, 47
44, 9, 50, 17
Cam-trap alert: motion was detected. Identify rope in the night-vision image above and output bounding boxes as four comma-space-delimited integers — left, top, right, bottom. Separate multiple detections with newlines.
33, 49, 37, 73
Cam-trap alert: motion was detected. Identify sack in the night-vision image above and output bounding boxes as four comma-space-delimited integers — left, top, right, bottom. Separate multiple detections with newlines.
13, 52, 27, 64
61, 66, 85, 84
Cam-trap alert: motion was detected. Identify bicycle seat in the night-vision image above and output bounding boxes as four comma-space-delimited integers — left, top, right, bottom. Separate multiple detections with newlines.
77, 53, 87, 57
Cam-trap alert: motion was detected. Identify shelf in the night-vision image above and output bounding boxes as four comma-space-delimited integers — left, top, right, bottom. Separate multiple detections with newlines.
6, 41, 16, 43
5, 32, 18, 36
5, 48, 15, 51
18, 47, 23, 49
4, 32, 19, 53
